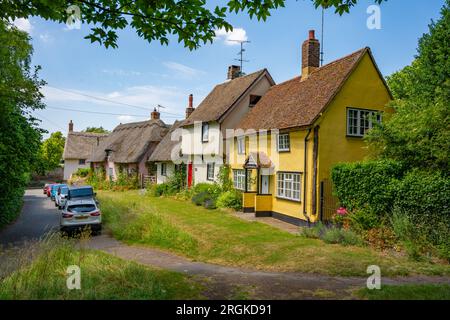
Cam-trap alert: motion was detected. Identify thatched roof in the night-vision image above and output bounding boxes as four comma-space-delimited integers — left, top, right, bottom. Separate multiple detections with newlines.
89, 119, 169, 163
148, 120, 184, 162
183, 69, 274, 126
63, 132, 108, 160
237, 48, 389, 130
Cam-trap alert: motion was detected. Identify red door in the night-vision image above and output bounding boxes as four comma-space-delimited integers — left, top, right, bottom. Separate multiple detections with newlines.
187, 163, 193, 188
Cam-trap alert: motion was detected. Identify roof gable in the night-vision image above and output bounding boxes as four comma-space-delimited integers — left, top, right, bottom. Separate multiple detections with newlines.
183, 69, 274, 126
237, 48, 388, 130
148, 120, 184, 162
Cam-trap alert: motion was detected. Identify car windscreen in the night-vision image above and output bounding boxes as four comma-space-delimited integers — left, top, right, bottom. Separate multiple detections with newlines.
60, 187, 69, 195
69, 188, 93, 198
68, 204, 96, 213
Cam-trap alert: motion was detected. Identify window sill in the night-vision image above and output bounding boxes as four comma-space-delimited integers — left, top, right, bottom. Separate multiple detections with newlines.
346, 135, 364, 139
277, 149, 290, 153
276, 196, 301, 203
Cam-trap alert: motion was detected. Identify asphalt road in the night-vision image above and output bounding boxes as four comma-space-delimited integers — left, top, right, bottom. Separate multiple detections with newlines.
0, 189, 60, 247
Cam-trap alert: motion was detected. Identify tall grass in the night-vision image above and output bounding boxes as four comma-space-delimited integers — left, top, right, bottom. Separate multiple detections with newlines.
0, 232, 203, 300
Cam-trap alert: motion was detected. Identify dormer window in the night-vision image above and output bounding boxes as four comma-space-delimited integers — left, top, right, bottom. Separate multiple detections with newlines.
249, 95, 262, 108
202, 122, 209, 142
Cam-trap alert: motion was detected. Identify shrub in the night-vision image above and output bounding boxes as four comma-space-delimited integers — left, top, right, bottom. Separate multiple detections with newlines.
216, 190, 242, 210
73, 168, 90, 178
151, 183, 172, 197
203, 199, 217, 210
300, 222, 327, 239
191, 192, 210, 206
331, 160, 404, 217
363, 227, 398, 251
393, 170, 449, 250
349, 208, 382, 232
217, 165, 233, 192
322, 228, 363, 246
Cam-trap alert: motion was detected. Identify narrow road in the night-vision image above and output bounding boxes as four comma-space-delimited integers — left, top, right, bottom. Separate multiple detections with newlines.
1, 189, 449, 299
0, 189, 59, 247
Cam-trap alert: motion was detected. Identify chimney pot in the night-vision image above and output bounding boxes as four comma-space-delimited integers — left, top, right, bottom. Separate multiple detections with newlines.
301, 30, 320, 79
68, 120, 74, 132
151, 108, 160, 120
227, 65, 241, 80
186, 94, 195, 119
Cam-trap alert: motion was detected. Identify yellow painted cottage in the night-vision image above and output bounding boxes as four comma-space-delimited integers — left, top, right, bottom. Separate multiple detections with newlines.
230, 30, 392, 226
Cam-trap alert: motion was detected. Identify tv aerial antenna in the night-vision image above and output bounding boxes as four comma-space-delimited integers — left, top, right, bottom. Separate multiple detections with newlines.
228, 39, 251, 74
156, 104, 166, 112
320, 4, 327, 66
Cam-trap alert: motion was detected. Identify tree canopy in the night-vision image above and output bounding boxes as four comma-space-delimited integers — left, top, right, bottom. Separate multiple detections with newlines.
35, 131, 66, 175
84, 126, 110, 134
1, 0, 385, 49
367, 0, 450, 173
0, 20, 45, 227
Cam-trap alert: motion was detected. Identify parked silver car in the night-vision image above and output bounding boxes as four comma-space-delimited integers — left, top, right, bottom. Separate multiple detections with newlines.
55, 186, 69, 209
60, 199, 102, 234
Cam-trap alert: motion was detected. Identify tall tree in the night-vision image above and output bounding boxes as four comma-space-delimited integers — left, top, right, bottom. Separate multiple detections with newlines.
367, 0, 450, 173
0, 20, 45, 227
0, 0, 385, 49
40, 131, 66, 172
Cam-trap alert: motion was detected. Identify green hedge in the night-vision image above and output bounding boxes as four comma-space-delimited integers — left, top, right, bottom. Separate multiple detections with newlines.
331, 160, 404, 217
393, 170, 450, 248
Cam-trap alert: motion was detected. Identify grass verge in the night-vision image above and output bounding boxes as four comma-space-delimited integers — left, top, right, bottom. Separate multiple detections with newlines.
0, 234, 204, 300
98, 191, 450, 277
357, 284, 450, 300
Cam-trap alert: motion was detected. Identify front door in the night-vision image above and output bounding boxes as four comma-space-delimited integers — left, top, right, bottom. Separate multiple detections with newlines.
187, 163, 193, 188
260, 175, 269, 194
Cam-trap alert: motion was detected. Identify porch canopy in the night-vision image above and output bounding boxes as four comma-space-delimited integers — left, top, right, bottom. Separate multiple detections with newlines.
243, 152, 274, 192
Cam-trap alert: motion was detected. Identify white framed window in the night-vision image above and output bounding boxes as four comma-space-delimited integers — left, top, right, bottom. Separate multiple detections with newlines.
277, 172, 301, 201
160, 163, 167, 176
237, 137, 245, 155
277, 133, 290, 152
233, 169, 246, 190
202, 122, 209, 142
78, 159, 86, 165
347, 108, 382, 137
207, 163, 215, 181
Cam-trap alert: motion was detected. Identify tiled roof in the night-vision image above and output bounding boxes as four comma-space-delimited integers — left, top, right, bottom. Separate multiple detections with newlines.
237, 48, 371, 130
183, 69, 271, 126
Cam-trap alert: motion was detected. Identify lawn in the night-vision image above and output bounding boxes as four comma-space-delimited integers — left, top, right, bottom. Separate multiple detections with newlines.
0, 236, 204, 300
357, 284, 450, 300
98, 191, 450, 277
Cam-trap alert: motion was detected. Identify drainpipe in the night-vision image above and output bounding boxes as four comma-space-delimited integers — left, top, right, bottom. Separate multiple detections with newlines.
303, 128, 312, 223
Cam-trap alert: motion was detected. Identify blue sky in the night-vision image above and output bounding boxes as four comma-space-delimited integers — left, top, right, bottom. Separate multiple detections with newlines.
14, 0, 445, 137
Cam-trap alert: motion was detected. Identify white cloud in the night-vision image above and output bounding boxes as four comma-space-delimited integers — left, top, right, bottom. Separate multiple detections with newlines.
39, 33, 53, 43
12, 18, 32, 33
215, 27, 248, 45
117, 115, 135, 123
101, 69, 142, 77
163, 62, 204, 78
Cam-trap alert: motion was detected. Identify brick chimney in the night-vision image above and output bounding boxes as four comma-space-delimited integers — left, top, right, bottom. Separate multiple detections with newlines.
301, 30, 320, 79
68, 120, 74, 132
185, 94, 195, 119
151, 108, 160, 120
227, 65, 241, 80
